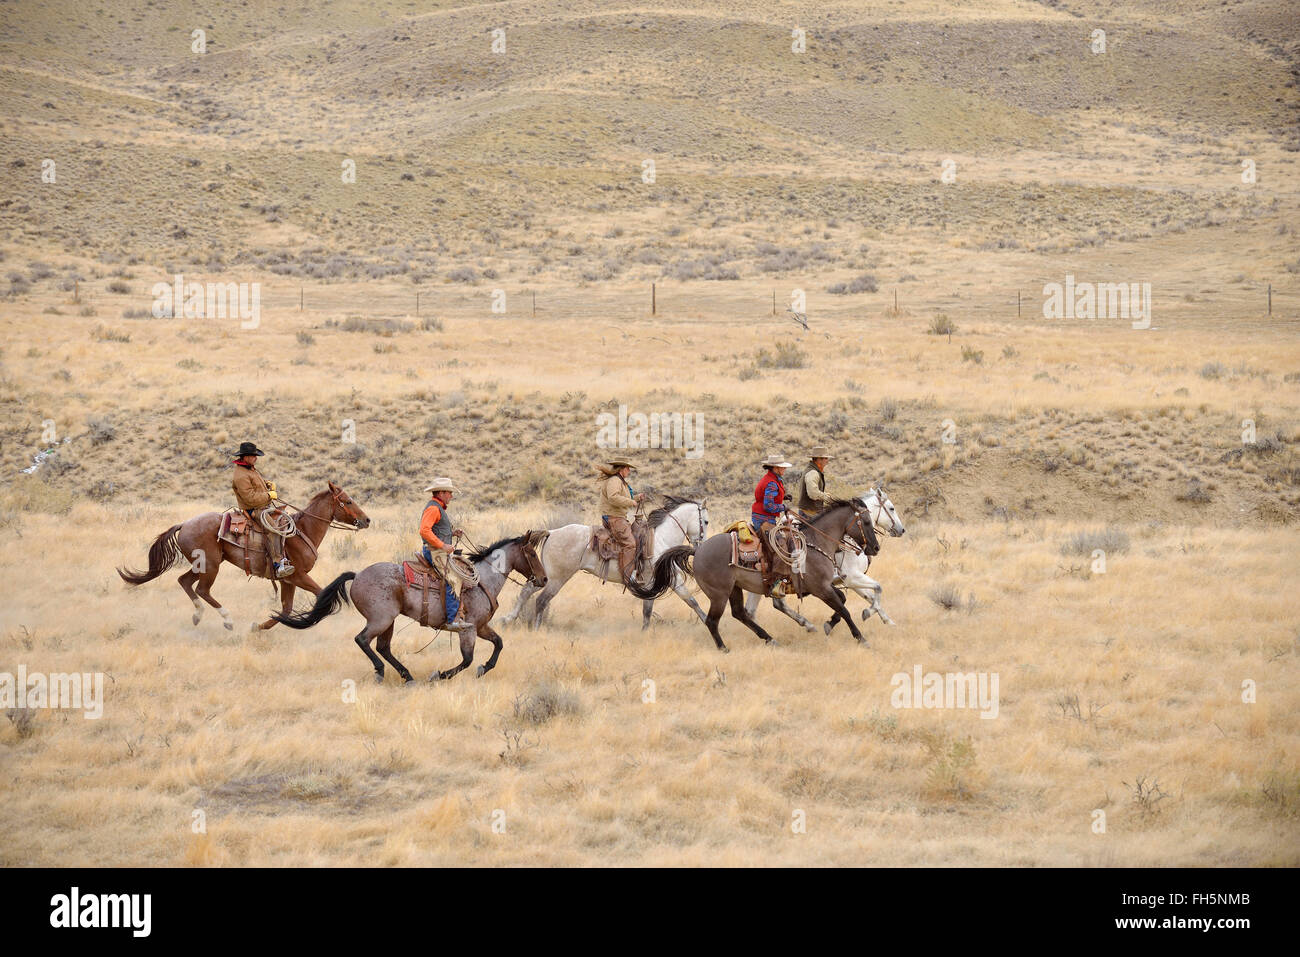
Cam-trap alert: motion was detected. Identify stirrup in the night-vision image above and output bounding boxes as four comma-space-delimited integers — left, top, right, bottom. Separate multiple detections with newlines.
274, 561, 295, 579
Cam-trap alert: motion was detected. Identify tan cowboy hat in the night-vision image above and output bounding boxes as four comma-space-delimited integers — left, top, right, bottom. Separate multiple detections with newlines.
605, 458, 637, 471
761, 452, 792, 468
809, 446, 833, 459
424, 477, 459, 494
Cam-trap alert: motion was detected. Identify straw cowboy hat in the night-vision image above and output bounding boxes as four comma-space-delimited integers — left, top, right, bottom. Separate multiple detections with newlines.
599, 458, 637, 473
809, 446, 833, 459
761, 452, 793, 468
424, 477, 459, 494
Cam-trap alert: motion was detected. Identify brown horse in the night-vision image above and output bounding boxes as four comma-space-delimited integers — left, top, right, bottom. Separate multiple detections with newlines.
117, 482, 370, 631
272, 531, 548, 681
628, 499, 879, 651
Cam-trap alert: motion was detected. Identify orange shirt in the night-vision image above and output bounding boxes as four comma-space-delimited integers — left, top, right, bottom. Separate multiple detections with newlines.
420, 502, 448, 551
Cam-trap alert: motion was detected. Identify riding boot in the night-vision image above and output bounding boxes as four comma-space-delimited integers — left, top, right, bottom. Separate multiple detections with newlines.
447, 584, 473, 631
618, 548, 638, 587
265, 522, 295, 579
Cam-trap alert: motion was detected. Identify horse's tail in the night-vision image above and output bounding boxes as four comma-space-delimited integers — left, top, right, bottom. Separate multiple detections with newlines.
625, 545, 694, 600
273, 572, 356, 629
117, 524, 184, 585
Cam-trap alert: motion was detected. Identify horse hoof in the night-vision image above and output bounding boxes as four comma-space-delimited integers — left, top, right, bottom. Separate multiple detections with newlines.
823, 622, 833, 635
475, 665, 486, 678
374, 672, 385, 684
803, 623, 816, 633
224, 621, 234, 631
428, 672, 443, 682
861, 609, 871, 621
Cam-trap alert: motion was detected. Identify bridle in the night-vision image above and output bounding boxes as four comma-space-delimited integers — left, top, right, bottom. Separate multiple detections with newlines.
290, 486, 365, 531
664, 500, 708, 547
865, 489, 902, 537
796, 502, 874, 561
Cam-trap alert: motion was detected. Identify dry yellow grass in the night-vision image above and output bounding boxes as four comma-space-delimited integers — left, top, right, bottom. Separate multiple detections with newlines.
1, 0, 1298, 866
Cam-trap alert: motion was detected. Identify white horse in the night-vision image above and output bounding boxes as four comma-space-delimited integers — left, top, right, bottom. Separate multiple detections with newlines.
500, 496, 710, 629
744, 485, 906, 631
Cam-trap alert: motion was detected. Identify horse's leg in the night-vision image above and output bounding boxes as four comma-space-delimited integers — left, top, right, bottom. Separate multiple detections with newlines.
648, 570, 706, 628
702, 591, 730, 652
354, 623, 388, 683
437, 624, 477, 681
728, 587, 776, 644
374, 624, 414, 684
824, 586, 849, 635
816, 585, 866, 646
253, 581, 296, 633
474, 623, 503, 678
193, 550, 232, 631
859, 579, 894, 625
771, 595, 817, 632
179, 569, 203, 625
531, 579, 567, 627
500, 580, 538, 626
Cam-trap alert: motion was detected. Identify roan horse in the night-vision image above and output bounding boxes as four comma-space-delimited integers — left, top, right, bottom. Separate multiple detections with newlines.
500, 496, 709, 629
117, 483, 370, 631
272, 532, 548, 681
629, 499, 880, 651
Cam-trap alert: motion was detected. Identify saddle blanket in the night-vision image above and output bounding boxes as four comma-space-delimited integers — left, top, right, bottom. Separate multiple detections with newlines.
402, 561, 459, 624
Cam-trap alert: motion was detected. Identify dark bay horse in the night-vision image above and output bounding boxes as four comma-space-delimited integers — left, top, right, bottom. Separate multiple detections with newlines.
272, 532, 548, 681
117, 482, 370, 631
630, 499, 879, 651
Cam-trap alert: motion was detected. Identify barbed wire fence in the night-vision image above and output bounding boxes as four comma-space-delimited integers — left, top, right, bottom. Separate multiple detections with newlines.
52, 276, 1300, 329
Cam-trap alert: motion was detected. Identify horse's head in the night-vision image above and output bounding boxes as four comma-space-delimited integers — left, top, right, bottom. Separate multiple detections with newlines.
519, 530, 549, 588
847, 498, 881, 556
866, 482, 906, 538
327, 482, 370, 529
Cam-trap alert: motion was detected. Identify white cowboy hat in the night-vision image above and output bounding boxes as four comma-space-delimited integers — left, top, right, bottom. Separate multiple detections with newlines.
424, 477, 459, 494
761, 452, 792, 468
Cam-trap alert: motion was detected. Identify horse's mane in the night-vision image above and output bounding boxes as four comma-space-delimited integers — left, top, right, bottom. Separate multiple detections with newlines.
648, 495, 702, 529
468, 534, 525, 563
808, 497, 865, 521
289, 485, 337, 516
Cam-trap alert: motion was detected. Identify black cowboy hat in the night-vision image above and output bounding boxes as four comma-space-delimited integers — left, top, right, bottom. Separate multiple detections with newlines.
236, 441, 265, 457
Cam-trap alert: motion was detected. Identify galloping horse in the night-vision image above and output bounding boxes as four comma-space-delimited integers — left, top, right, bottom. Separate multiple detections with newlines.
744, 485, 906, 632
630, 499, 880, 651
273, 532, 548, 681
117, 482, 370, 631
500, 496, 709, 629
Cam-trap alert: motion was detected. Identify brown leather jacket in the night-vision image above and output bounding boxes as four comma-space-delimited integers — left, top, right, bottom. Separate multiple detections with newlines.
232, 461, 273, 511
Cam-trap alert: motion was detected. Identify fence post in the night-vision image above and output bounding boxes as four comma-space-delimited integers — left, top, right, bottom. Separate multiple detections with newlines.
1268, 283, 1271, 316
652, 283, 656, 316
416, 292, 420, 317
772, 289, 776, 316
299, 286, 303, 311
1017, 290, 1020, 317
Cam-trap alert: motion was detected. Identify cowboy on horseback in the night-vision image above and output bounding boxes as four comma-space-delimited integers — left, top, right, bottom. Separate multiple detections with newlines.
752, 451, 795, 597
796, 446, 833, 516
419, 477, 472, 631
231, 441, 294, 579
597, 458, 647, 586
